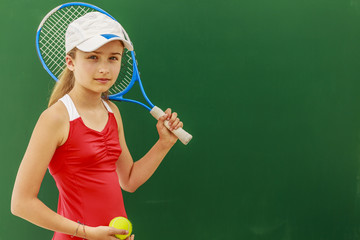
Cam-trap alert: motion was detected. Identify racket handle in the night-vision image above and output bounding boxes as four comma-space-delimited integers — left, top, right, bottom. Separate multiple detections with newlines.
150, 106, 193, 145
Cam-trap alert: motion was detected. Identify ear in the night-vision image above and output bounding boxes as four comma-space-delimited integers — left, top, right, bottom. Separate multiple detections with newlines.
65, 55, 75, 71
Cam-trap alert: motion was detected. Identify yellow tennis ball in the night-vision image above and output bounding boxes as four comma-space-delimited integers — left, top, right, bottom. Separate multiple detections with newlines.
109, 217, 132, 240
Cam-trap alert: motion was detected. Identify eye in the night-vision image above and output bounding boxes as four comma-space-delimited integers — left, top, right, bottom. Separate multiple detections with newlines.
109, 56, 119, 61
87, 55, 98, 60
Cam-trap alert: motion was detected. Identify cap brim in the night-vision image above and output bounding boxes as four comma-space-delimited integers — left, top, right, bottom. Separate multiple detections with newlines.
76, 35, 134, 52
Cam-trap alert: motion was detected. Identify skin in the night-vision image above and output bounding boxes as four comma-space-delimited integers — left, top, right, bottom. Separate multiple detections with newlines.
11, 40, 183, 240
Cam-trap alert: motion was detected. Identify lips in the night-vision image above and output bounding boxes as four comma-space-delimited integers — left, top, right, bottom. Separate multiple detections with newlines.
95, 78, 110, 84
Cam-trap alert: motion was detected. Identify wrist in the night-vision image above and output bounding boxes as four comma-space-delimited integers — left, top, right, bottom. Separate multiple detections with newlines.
157, 138, 175, 150
76, 224, 91, 239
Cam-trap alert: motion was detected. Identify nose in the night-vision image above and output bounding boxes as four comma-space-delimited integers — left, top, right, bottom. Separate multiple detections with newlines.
98, 62, 110, 74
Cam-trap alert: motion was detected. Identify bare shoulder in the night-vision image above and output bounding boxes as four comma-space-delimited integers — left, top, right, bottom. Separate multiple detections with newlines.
105, 100, 124, 128
106, 100, 122, 118
34, 101, 69, 145
39, 101, 69, 127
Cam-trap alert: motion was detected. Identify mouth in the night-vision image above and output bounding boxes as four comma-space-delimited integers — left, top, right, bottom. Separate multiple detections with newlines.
94, 78, 111, 84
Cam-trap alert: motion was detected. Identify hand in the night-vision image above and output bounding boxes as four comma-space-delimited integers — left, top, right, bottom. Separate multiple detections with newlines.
156, 108, 183, 147
86, 226, 131, 240
125, 234, 135, 240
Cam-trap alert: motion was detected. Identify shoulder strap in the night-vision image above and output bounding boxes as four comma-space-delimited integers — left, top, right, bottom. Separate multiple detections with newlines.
102, 100, 113, 113
59, 94, 80, 121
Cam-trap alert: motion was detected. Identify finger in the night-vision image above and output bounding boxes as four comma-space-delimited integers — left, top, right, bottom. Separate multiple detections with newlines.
125, 234, 135, 240
109, 227, 129, 236
165, 108, 172, 120
170, 118, 180, 130
158, 113, 168, 123
175, 121, 183, 130
168, 112, 178, 127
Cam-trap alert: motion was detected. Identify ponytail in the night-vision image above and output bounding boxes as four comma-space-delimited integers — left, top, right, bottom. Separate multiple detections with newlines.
48, 49, 76, 107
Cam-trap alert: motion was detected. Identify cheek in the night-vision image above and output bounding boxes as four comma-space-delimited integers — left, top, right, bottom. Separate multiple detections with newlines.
112, 64, 121, 76
76, 62, 94, 75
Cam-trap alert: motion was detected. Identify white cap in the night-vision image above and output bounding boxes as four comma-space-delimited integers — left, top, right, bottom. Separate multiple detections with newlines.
65, 12, 133, 53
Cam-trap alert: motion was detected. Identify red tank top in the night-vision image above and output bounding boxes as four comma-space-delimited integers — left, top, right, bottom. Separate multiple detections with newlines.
49, 95, 127, 240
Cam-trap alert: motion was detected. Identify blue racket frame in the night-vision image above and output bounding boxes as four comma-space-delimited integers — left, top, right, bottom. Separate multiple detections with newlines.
108, 51, 155, 111
35, 2, 155, 112
35, 2, 116, 81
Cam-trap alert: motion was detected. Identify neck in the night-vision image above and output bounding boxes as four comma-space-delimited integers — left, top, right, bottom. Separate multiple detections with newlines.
68, 87, 104, 110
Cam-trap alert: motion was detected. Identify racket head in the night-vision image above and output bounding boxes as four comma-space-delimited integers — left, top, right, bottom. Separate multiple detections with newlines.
36, 2, 140, 100
36, 2, 116, 81
36, 2, 153, 109
108, 50, 139, 99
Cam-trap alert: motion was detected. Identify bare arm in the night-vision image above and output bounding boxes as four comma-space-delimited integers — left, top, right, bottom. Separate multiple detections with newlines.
109, 102, 183, 193
11, 103, 129, 240
11, 103, 81, 235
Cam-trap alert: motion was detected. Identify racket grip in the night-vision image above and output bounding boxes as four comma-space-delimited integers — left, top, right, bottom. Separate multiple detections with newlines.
150, 106, 193, 145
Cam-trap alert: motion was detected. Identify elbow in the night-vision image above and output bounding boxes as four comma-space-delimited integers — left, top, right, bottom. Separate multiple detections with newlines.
11, 194, 29, 217
123, 185, 138, 193
121, 183, 138, 193
11, 207, 20, 217
128, 187, 138, 193
11, 198, 21, 217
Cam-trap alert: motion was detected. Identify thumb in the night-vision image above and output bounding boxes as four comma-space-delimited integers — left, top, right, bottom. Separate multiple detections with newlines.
158, 113, 169, 123
109, 227, 129, 235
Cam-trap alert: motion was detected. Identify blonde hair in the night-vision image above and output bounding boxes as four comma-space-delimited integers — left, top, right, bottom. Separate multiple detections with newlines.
48, 48, 110, 107
48, 49, 76, 107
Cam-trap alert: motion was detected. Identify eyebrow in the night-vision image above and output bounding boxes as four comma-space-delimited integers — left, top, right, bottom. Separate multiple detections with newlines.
92, 51, 122, 55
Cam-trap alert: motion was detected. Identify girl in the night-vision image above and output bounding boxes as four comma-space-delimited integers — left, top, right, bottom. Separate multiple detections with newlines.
11, 12, 183, 240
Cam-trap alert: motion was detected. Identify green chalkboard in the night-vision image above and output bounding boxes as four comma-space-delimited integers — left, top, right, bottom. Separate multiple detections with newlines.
2, 0, 360, 239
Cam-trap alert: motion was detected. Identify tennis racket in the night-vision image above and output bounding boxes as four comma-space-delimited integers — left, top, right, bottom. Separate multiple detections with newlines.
36, 2, 193, 145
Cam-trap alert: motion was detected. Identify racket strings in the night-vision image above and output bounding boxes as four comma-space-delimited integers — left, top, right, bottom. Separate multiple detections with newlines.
109, 50, 134, 95
38, 5, 134, 96
39, 6, 95, 78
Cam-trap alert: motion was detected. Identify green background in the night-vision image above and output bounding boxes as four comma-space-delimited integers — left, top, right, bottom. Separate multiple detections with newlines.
2, 0, 360, 239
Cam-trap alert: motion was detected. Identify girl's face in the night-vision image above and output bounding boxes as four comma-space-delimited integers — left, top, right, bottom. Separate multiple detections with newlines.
66, 40, 124, 95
